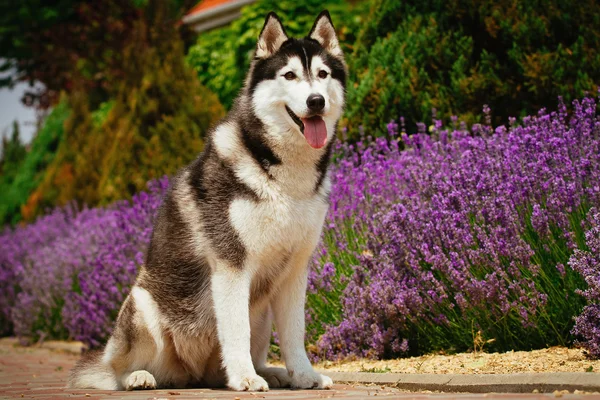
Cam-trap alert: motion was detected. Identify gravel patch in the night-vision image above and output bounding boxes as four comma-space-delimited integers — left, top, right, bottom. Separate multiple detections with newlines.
311, 347, 599, 374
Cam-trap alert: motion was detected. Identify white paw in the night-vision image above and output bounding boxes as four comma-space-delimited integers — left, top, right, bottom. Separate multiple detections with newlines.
257, 367, 292, 388
319, 373, 334, 389
124, 370, 157, 391
290, 369, 333, 389
228, 374, 269, 391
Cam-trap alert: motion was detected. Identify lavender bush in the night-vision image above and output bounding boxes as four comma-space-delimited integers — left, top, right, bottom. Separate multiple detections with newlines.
570, 209, 600, 358
0, 177, 168, 345
308, 96, 600, 359
0, 97, 599, 360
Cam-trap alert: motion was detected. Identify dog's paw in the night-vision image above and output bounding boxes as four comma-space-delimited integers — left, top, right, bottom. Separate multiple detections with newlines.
124, 370, 157, 391
228, 374, 269, 392
257, 367, 292, 388
318, 373, 334, 389
290, 369, 333, 389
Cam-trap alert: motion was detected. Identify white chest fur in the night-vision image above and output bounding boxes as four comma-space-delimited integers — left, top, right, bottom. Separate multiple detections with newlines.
229, 186, 328, 264
211, 118, 333, 270
214, 121, 331, 265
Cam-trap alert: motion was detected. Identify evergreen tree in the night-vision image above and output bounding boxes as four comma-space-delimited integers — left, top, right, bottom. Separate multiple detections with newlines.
344, 0, 600, 137
0, 103, 69, 225
24, 0, 224, 217
0, 121, 27, 184
186, 0, 362, 109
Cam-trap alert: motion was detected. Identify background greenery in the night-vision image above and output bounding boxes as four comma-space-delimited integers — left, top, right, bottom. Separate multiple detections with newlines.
0, 0, 223, 224
343, 0, 600, 137
2, 0, 600, 222
186, 0, 365, 109
0, 102, 69, 225
1, 0, 600, 360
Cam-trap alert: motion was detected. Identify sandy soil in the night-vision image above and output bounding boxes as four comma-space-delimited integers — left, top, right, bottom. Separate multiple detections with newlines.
311, 347, 599, 374
2, 338, 597, 375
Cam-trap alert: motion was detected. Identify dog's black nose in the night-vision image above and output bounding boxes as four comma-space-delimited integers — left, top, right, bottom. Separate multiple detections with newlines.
306, 94, 325, 112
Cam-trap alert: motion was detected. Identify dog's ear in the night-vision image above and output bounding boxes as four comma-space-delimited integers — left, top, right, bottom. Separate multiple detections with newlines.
308, 10, 342, 57
256, 12, 288, 59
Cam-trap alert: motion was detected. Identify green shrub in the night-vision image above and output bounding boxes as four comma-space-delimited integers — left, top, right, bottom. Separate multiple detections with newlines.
0, 121, 27, 178
24, 12, 224, 218
0, 101, 70, 225
186, 0, 363, 109
344, 0, 600, 137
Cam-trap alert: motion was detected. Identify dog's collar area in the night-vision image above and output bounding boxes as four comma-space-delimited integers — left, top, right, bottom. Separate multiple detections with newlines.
285, 105, 304, 133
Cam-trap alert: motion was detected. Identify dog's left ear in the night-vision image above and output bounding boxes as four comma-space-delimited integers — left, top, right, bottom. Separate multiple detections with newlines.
308, 10, 343, 57
256, 12, 288, 59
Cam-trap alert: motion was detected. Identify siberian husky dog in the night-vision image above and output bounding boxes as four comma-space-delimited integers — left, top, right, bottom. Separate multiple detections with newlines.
68, 10, 346, 392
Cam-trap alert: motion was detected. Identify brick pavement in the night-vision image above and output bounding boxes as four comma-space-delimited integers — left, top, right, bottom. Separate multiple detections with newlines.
1, 342, 600, 400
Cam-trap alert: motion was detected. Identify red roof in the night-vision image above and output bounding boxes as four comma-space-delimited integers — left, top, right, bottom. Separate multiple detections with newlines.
185, 0, 235, 18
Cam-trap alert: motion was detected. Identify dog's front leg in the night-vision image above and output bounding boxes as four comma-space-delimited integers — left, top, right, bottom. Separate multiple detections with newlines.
212, 266, 269, 391
272, 254, 333, 389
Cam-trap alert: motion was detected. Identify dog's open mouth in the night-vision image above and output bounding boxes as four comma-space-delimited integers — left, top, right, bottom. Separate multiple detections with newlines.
286, 106, 327, 149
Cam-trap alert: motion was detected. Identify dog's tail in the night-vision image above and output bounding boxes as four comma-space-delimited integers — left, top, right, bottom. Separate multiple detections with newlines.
67, 349, 119, 390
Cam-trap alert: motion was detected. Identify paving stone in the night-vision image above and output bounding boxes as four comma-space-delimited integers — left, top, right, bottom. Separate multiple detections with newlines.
2, 342, 600, 399
324, 371, 600, 393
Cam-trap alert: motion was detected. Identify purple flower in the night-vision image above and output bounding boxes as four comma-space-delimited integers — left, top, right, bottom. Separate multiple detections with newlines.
2, 94, 600, 363
0, 176, 169, 345
570, 209, 600, 357
311, 95, 600, 360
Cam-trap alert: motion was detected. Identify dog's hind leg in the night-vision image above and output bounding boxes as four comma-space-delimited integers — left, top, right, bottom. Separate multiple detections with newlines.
112, 286, 189, 390
104, 287, 161, 390
252, 306, 291, 388
69, 285, 190, 390
67, 293, 142, 390
120, 370, 157, 390
104, 337, 159, 391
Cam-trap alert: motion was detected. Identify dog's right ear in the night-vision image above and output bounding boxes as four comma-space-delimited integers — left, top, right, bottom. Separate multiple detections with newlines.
256, 12, 288, 59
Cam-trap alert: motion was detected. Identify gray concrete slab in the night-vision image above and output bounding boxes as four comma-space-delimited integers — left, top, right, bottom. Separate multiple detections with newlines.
323, 371, 600, 393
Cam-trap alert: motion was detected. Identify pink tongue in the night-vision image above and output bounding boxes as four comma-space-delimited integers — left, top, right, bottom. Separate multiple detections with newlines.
301, 116, 327, 149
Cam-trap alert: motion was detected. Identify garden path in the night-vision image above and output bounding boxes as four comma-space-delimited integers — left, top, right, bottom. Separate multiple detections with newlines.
1, 342, 599, 400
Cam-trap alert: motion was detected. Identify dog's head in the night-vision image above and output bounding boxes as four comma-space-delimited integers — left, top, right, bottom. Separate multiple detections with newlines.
247, 11, 346, 150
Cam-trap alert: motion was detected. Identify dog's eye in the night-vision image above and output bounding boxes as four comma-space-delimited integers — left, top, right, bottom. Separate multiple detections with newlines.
284, 71, 296, 80
318, 70, 329, 79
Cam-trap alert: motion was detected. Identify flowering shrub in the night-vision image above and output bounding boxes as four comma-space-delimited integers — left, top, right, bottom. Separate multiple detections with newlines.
1, 97, 599, 361
570, 209, 600, 358
309, 96, 599, 359
0, 177, 168, 344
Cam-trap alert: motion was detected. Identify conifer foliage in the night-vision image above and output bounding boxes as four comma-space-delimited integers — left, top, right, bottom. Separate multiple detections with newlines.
186, 0, 360, 109
0, 122, 27, 180
23, 1, 224, 217
343, 0, 600, 137
0, 104, 69, 225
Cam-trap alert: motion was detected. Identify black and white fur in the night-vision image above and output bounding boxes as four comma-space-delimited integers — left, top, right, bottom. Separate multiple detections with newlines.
68, 10, 346, 392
